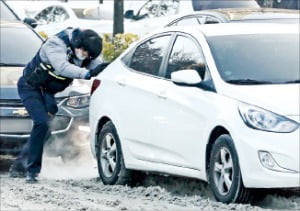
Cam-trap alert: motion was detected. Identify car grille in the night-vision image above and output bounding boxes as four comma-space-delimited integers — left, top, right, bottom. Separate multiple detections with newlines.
0, 116, 72, 134
0, 99, 23, 107
0, 117, 32, 133
0, 98, 71, 135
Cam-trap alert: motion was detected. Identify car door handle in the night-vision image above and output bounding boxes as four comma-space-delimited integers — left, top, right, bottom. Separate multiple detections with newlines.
117, 79, 127, 87
157, 91, 167, 100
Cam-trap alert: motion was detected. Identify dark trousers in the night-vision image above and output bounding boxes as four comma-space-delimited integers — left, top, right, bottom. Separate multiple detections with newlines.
16, 76, 50, 174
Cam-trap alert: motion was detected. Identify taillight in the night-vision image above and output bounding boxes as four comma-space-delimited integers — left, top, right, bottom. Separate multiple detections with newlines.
90, 79, 101, 95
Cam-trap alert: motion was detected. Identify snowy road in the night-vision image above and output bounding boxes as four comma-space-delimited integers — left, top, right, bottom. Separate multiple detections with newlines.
1, 150, 299, 211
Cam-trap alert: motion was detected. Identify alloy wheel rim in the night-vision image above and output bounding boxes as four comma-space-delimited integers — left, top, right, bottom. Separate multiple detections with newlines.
213, 147, 234, 195
100, 133, 117, 178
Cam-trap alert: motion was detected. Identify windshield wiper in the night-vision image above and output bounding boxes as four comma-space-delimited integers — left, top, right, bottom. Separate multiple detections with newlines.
226, 79, 273, 85
0, 63, 25, 67
283, 79, 300, 84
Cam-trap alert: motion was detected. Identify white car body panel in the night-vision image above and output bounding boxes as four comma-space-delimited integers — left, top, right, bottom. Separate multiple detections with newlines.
220, 84, 300, 116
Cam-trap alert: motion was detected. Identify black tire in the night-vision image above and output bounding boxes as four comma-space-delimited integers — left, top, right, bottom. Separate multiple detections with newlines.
208, 134, 252, 203
96, 121, 134, 185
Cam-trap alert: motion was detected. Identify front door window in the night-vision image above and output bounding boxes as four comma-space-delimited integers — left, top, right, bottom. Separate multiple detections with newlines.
166, 35, 206, 79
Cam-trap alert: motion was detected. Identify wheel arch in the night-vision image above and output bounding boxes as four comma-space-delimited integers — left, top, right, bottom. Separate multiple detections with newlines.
205, 125, 230, 181
95, 116, 112, 148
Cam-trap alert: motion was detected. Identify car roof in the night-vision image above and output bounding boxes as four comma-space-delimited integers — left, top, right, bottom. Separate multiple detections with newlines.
177, 8, 300, 21
158, 23, 299, 37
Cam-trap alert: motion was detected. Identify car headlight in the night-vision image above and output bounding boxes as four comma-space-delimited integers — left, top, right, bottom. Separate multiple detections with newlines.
238, 102, 299, 133
66, 94, 90, 108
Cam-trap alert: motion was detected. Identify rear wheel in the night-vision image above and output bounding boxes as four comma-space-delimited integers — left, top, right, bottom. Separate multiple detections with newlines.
208, 134, 252, 203
96, 121, 135, 185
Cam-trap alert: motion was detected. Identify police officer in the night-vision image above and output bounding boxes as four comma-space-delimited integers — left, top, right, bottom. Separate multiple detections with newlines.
9, 27, 108, 183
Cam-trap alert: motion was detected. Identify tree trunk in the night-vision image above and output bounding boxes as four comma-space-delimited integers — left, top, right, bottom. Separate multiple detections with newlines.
113, 0, 124, 36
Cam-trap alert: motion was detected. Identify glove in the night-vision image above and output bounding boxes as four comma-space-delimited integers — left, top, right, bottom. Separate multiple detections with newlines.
89, 62, 110, 78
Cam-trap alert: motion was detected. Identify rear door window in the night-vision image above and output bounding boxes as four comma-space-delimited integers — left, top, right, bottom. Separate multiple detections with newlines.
128, 35, 171, 77
35, 6, 54, 24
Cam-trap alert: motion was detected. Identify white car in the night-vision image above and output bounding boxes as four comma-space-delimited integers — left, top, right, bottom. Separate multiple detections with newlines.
89, 23, 300, 203
7, 1, 112, 37
165, 8, 300, 26
7, 0, 260, 37
69, 0, 260, 34
123, 0, 260, 36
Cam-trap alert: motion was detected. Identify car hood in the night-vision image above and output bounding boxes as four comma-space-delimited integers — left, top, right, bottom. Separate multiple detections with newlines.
220, 83, 300, 116
0, 66, 89, 100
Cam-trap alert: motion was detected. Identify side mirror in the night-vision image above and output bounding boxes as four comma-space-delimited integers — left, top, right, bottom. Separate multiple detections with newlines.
124, 10, 134, 19
23, 18, 38, 28
171, 69, 202, 86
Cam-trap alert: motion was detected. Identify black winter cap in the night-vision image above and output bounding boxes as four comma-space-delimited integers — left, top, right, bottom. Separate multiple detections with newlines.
72, 29, 102, 59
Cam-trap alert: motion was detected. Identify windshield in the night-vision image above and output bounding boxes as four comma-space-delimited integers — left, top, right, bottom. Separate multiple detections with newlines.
0, 1, 19, 20
192, 0, 260, 10
207, 34, 300, 84
0, 27, 42, 65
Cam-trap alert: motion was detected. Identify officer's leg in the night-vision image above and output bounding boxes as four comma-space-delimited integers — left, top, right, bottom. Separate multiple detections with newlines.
9, 78, 37, 177
8, 141, 29, 177
15, 141, 29, 169
9, 103, 49, 176
22, 96, 50, 174
17, 141, 29, 159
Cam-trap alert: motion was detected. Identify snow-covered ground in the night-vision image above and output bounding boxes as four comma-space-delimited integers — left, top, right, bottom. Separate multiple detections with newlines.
1, 148, 299, 211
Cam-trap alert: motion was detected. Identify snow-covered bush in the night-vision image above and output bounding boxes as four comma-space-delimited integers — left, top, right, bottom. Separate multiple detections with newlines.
102, 33, 139, 62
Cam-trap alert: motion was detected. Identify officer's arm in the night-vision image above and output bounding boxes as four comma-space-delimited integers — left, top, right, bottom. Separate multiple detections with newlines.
40, 37, 89, 79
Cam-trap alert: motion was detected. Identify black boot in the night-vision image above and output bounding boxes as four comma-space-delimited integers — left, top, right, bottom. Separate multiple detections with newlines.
25, 172, 38, 183
8, 160, 26, 178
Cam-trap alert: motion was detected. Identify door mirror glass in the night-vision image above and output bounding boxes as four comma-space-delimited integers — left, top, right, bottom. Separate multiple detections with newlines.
23, 18, 38, 28
124, 10, 134, 19
171, 69, 202, 85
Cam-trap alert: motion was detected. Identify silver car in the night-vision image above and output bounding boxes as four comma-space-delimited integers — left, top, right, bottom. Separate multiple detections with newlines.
165, 8, 300, 26
0, 19, 90, 159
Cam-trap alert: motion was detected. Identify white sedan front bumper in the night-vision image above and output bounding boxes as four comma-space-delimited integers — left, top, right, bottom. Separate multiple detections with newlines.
233, 124, 300, 188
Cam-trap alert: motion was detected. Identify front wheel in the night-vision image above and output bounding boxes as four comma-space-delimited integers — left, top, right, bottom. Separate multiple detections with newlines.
96, 121, 135, 185
208, 134, 252, 203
